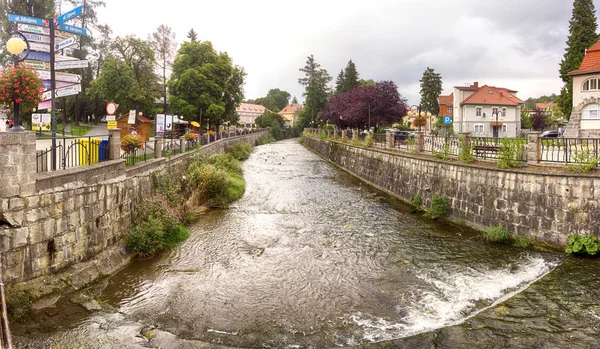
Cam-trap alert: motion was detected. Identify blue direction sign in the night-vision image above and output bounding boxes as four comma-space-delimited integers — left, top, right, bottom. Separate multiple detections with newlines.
8, 14, 49, 27
20, 51, 50, 62
55, 6, 83, 26
56, 24, 88, 36
443, 116, 453, 125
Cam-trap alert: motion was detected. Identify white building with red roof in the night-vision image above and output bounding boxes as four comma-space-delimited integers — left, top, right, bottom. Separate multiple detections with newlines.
565, 40, 600, 138
452, 82, 524, 137
236, 103, 267, 127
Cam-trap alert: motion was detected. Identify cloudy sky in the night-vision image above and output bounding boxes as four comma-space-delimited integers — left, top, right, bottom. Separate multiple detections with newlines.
95, 0, 599, 105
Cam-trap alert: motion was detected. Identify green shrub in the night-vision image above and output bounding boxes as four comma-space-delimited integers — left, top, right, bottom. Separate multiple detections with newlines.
411, 194, 422, 207
459, 136, 474, 162
352, 138, 362, 146
435, 143, 451, 160
163, 224, 191, 248
256, 135, 275, 146
497, 139, 522, 169
566, 147, 599, 173
406, 137, 417, 153
196, 164, 245, 208
513, 236, 532, 248
565, 235, 600, 256
127, 217, 166, 257
479, 226, 511, 243
209, 154, 243, 176
227, 143, 253, 161
424, 194, 448, 219
318, 130, 328, 139
364, 134, 373, 147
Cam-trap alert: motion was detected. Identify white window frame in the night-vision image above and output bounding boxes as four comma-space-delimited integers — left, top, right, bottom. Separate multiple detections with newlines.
582, 103, 600, 119
446, 106, 452, 114
583, 78, 599, 91
475, 107, 482, 117
474, 124, 484, 134
501, 107, 507, 117
502, 124, 507, 133
492, 107, 499, 118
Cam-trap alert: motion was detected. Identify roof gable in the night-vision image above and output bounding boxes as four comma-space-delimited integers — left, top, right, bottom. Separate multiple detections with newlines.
460, 85, 523, 106
438, 93, 454, 106
569, 40, 600, 76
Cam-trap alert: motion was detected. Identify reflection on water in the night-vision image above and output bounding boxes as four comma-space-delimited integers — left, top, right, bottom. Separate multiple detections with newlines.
14, 139, 598, 349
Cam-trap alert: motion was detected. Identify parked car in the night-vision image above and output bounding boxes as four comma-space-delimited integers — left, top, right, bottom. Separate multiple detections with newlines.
393, 130, 415, 141
541, 130, 563, 138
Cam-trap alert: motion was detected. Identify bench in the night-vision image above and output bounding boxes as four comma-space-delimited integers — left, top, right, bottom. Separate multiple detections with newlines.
473, 144, 500, 157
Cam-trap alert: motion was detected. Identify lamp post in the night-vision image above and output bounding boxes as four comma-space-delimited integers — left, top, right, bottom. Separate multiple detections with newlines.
407, 105, 431, 133
492, 108, 505, 142
5, 30, 31, 132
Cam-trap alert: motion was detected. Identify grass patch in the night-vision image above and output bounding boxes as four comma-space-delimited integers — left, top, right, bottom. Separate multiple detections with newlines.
256, 135, 276, 146
227, 142, 253, 161
186, 154, 246, 208
478, 225, 511, 243
424, 194, 448, 219
513, 236, 532, 248
411, 194, 422, 207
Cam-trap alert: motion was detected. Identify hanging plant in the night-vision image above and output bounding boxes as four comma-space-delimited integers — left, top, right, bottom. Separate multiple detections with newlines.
0, 63, 44, 112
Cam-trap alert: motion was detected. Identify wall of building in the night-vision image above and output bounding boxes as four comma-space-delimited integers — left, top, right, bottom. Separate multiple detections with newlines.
0, 131, 267, 295
303, 136, 600, 245
460, 105, 521, 138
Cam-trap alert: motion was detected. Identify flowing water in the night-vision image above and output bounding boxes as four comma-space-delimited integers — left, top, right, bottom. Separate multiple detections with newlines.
13, 139, 600, 348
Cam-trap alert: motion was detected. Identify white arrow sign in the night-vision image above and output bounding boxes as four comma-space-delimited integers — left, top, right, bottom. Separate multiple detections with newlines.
55, 36, 78, 51
55, 84, 81, 98
29, 42, 50, 53
18, 23, 50, 35
56, 72, 81, 83
55, 55, 78, 61
55, 59, 88, 70
41, 90, 51, 101
35, 70, 51, 80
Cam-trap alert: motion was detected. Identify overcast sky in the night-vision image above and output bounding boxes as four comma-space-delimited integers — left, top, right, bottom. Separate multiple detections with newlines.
95, 0, 599, 105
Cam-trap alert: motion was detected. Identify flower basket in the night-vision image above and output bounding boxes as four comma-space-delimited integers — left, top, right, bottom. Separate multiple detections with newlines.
0, 64, 44, 112
121, 134, 144, 152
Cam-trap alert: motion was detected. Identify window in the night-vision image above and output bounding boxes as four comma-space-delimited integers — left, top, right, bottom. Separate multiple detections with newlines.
502, 125, 507, 133
582, 103, 600, 119
583, 78, 599, 91
474, 124, 484, 134
476, 107, 482, 116
502, 108, 507, 117
447, 106, 452, 114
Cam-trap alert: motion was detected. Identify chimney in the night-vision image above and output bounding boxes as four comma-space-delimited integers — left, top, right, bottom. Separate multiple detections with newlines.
473, 81, 479, 89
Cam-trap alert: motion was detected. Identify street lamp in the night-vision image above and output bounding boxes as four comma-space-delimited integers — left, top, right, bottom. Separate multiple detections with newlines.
492, 108, 505, 142
5, 31, 31, 132
407, 105, 432, 133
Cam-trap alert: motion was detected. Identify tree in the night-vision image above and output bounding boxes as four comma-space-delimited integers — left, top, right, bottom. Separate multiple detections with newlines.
558, 0, 599, 118
151, 24, 177, 114
532, 108, 547, 130
222, 65, 246, 126
298, 55, 331, 128
521, 109, 533, 129
248, 88, 290, 111
359, 79, 375, 87
255, 110, 284, 128
187, 29, 198, 42
320, 81, 408, 129
335, 70, 345, 94
419, 67, 443, 115
292, 96, 298, 104
342, 60, 360, 92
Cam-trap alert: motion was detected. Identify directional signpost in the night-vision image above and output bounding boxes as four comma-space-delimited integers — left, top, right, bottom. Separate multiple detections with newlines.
55, 24, 88, 36
55, 84, 81, 97
22, 33, 50, 43
8, 14, 49, 27
54, 36, 78, 51
24, 60, 50, 70
55, 59, 88, 70
29, 42, 50, 53
18, 23, 49, 35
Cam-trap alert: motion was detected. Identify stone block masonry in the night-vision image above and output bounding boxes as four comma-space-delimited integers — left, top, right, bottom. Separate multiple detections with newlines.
0, 131, 267, 294
304, 136, 600, 245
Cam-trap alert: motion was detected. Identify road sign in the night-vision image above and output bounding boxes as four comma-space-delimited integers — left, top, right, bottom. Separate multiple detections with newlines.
443, 116, 453, 125
18, 23, 49, 35
56, 72, 81, 83
55, 84, 81, 97
29, 42, 50, 53
166, 115, 173, 131
106, 102, 117, 115
32, 113, 41, 130
55, 36, 78, 51
38, 100, 52, 110
41, 114, 51, 124
21, 51, 50, 62
22, 33, 50, 44
54, 30, 72, 39
35, 70, 51, 80
55, 54, 78, 61
56, 24, 88, 36
41, 90, 51, 101
8, 14, 48, 27
24, 60, 49, 70
55, 59, 87, 70
56, 6, 83, 26
107, 121, 117, 129
43, 80, 78, 91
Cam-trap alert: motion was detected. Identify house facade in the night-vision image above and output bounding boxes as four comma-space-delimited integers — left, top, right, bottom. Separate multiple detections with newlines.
565, 41, 600, 138
237, 103, 267, 127
438, 93, 454, 119
452, 82, 523, 138
279, 103, 303, 127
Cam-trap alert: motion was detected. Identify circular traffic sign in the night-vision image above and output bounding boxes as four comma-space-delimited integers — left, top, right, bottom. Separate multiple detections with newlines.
106, 102, 117, 115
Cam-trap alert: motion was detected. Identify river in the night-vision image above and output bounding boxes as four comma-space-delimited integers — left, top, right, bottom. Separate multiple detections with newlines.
13, 139, 600, 348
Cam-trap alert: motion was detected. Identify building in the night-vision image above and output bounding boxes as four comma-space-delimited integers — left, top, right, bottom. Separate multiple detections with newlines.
237, 103, 267, 127
279, 103, 303, 127
452, 82, 524, 137
116, 113, 152, 141
565, 40, 600, 138
438, 93, 454, 119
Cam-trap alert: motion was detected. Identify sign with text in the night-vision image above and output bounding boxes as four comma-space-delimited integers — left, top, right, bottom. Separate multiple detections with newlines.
24, 60, 49, 70
22, 33, 50, 43
55, 84, 81, 97
156, 114, 165, 136
18, 23, 49, 35
443, 116, 453, 125
56, 6, 83, 26
55, 36, 78, 51
107, 121, 117, 129
56, 24, 88, 36
41, 114, 51, 124
21, 51, 50, 62
43, 80, 78, 91
55, 59, 88, 70
55, 55, 78, 61
38, 100, 51, 110
32, 113, 41, 131
29, 42, 50, 53
55, 71, 81, 83
8, 14, 48, 27
165, 114, 173, 131
128, 110, 136, 125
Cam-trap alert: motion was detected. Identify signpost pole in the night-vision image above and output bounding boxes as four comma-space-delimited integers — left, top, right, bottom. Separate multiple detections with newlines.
50, 17, 57, 171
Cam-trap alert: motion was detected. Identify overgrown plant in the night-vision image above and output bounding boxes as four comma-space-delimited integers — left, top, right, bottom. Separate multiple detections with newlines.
513, 236, 532, 248
497, 139, 523, 169
186, 154, 246, 208
566, 147, 599, 173
227, 143, 253, 161
406, 137, 417, 153
459, 136, 475, 162
565, 235, 600, 256
424, 194, 448, 219
364, 134, 373, 147
478, 226, 511, 243
411, 194, 422, 207
435, 143, 451, 160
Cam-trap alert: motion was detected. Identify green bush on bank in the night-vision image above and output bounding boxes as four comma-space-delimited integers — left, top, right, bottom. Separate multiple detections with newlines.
424, 194, 449, 219
186, 154, 246, 208
227, 142, 253, 161
478, 226, 511, 243
566, 235, 600, 256
256, 135, 276, 146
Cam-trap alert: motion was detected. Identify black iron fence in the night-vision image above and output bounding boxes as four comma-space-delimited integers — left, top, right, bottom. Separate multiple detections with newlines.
36, 136, 110, 173
120, 139, 157, 166
541, 137, 600, 166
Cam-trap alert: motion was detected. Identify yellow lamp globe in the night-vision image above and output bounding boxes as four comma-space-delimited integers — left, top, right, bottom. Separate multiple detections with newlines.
407, 111, 413, 117
6, 36, 26, 55
420, 111, 425, 117
427, 112, 432, 117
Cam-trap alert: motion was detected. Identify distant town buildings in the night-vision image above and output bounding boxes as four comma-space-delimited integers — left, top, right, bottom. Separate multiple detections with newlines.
451, 82, 524, 138
237, 103, 267, 127
279, 103, 303, 127
565, 40, 600, 138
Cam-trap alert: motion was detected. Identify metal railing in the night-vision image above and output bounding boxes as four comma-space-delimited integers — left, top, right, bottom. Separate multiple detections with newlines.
470, 137, 527, 162
120, 139, 157, 166
541, 137, 600, 166
36, 136, 110, 173
422, 136, 461, 157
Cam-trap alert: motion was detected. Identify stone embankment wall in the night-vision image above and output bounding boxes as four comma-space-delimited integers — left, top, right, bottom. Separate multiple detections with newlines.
0, 131, 266, 295
304, 136, 600, 245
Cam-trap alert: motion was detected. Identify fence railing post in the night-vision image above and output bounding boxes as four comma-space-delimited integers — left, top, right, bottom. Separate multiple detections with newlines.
527, 131, 541, 165
417, 132, 424, 153
179, 136, 186, 154
386, 130, 393, 148
108, 128, 121, 161
352, 129, 358, 141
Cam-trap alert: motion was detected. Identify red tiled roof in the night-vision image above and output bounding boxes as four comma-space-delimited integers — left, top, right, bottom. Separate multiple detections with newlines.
236, 103, 267, 113
535, 102, 555, 110
569, 40, 600, 75
280, 103, 302, 114
438, 93, 454, 106
460, 85, 523, 106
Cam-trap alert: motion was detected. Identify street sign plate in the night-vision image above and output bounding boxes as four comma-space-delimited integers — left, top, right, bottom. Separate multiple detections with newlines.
18, 23, 49, 35
106, 102, 117, 115
29, 42, 50, 53
55, 59, 88, 70
55, 84, 81, 97
107, 121, 117, 129
21, 51, 50, 62
35, 70, 51, 80
43, 80, 78, 91
56, 6, 83, 26
56, 72, 81, 83
38, 100, 52, 110
55, 36, 78, 51
8, 14, 49, 27
443, 116, 452, 125
24, 60, 50, 70
55, 55, 79, 61
41, 90, 51, 101
54, 30, 72, 39
56, 24, 88, 36
22, 33, 50, 44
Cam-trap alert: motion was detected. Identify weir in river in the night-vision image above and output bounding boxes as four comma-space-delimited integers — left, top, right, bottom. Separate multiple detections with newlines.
13, 139, 600, 348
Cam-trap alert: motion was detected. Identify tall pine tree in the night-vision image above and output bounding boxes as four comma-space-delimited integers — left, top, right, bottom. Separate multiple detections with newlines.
342, 59, 360, 92
558, 0, 599, 119
419, 67, 443, 115
335, 70, 345, 94
187, 29, 198, 42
